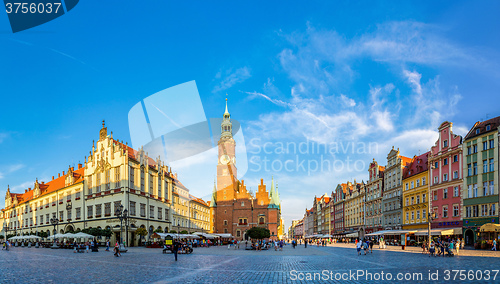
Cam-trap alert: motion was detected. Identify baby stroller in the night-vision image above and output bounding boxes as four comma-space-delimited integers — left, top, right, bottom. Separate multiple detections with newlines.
445, 246, 454, 257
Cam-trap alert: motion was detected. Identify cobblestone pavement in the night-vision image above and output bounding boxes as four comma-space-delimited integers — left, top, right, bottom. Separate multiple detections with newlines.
1, 244, 499, 283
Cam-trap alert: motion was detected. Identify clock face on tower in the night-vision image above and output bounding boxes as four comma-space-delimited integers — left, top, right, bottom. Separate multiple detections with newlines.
219, 155, 230, 164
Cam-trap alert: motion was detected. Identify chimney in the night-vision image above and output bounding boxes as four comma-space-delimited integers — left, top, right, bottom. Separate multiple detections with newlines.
41, 181, 44, 184
78, 163, 82, 169
71, 167, 74, 171
52, 176, 54, 180
63, 171, 65, 175
25, 189, 28, 193
261, 179, 263, 185
58, 173, 60, 178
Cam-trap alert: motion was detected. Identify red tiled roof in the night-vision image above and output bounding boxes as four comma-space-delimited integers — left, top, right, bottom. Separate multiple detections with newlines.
7, 167, 85, 208
464, 116, 500, 141
402, 152, 429, 179
399, 155, 412, 166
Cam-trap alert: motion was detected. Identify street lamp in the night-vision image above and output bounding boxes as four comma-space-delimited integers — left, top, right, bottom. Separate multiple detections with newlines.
50, 217, 59, 248
66, 201, 72, 232
427, 163, 436, 250
115, 204, 128, 250
177, 222, 180, 241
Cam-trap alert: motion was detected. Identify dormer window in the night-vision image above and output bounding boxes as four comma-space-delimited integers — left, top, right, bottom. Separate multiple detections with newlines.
486, 125, 491, 131
476, 128, 480, 134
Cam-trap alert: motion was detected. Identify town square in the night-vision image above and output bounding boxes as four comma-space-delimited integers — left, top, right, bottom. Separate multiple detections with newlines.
1, 1, 500, 283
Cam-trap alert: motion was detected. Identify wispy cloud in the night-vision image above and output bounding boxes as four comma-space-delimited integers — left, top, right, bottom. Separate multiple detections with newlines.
212, 67, 251, 93
0, 164, 25, 180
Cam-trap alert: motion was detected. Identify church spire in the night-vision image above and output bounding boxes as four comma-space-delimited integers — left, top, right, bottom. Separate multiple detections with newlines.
220, 96, 233, 140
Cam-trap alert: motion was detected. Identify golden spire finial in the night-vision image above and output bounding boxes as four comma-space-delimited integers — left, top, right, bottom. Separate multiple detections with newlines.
102, 119, 105, 128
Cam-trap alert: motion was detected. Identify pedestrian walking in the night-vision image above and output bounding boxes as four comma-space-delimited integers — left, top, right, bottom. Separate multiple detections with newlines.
369, 239, 373, 253
363, 239, 369, 255
492, 239, 497, 251
113, 244, 121, 257
279, 240, 283, 251
305, 240, 307, 248
172, 240, 179, 261
455, 239, 460, 255
85, 241, 89, 253
106, 240, 110, 251
356, 239, 362, 256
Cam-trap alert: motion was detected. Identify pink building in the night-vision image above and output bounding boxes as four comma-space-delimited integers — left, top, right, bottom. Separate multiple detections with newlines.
429, 121, 463, 231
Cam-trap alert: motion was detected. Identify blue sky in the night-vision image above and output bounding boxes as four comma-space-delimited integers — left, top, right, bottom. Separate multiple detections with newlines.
0, 1, 499, 229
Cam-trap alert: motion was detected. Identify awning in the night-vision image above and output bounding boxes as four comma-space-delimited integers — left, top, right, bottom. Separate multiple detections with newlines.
383, 230, 417, 235
345, 232, 358, 238
366, 230, 390, 236
480, 223, 500, 232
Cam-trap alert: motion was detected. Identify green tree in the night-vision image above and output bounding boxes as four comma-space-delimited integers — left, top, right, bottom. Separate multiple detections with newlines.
0, 235, 4, 239
180, 230, 188, 234
38, 231, 48, 238
246, 227, 271, 240
136, 227, 148, 240
154, 228, 163, 233
169, 230, 177, 233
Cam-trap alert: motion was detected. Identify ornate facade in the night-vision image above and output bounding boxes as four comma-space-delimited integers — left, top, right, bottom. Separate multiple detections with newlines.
1, 122, 209, 244
365, 160, 385, 233
209, 99, 281, 240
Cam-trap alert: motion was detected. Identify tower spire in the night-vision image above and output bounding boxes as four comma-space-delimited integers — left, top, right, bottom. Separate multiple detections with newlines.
210, 179, 217, 208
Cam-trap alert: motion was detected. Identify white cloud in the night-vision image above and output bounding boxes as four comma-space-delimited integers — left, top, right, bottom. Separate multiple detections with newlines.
403, 70, 422, 95
212, 67, 251, 93
340, 94, 356, 107
0, 164, 25, 180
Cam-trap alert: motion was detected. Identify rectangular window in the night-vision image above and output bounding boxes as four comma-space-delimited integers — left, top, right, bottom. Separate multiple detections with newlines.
483, 182, 488, 196
453, 155, 458, 162
473, 145, 478, 153
40, 215, 43, 224
434, 176, 439, 184
158, 207, 162, 220
467, 164, 472, 176
473, 205, 479, 217
411, 181, 414, 189
422, 209, 426, 220
405, 198, 409, 206
453, 205, 459, 217
130, 166, 135, 188
411, 211, 414, 220
454, 186, 459, 197
467, 147, 471, 155
422, 177, 426, 186
443, 206, 448, 218
468, 185, 472, 198
46, 213, 49, 223
140, 169, 145, 192
59, 211, 63, 221
105, 170, 110, 190
416, 195, 420, 204
104, 203, 111, 216
490, 204, 496, 216
416, 179, 420, 187
453, 171, 458, 179
443, 140, 448, 147
483, 160, 488, 173
434, 161, 439, 169
405, 183, 408, 191
490, 158, 494, 172
443, 158, 448, 166
473, 162, 477, 175
140, 203, 146, 217
490, 139, 494, 149
483, 141, 488, 151
88, 177, 93, 195
490, 181, 495, 196
443, 173, 448, 181
96, 204, 102, 217
67, 208, 71, 220
130, 201, 136, 216
149, 174, 153, 194
466, 206, 471, 218
482, 205, 488, 216
443, 188, 448, 199
411, 197, 414, 205
433, 191, 438, 201
75, 191, 81, 200
114, 201, 121, 215
150, 205, 155, 218
96, 173, 101, 193
473, 184, 478, 197
76, 207, 81, 219
114, 167, 120, 185
423, 193, 426, 203
406, 212, 409, 220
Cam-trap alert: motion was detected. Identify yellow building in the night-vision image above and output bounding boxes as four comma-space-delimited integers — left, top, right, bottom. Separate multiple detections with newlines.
344, 181, 365, 237
402, 152, 430, 230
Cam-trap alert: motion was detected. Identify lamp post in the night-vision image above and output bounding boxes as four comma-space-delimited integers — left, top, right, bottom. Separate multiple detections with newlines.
115, 204, 128, 250
50, 217, 59, 248
427, 163, 436, 249
66, 201, 72, 232
177, 222, 180, 241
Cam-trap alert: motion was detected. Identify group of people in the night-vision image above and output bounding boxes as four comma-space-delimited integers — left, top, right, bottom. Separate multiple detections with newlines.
355, 238, 374, 255
426, 238, 463, 257
1, 240, 11, 250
